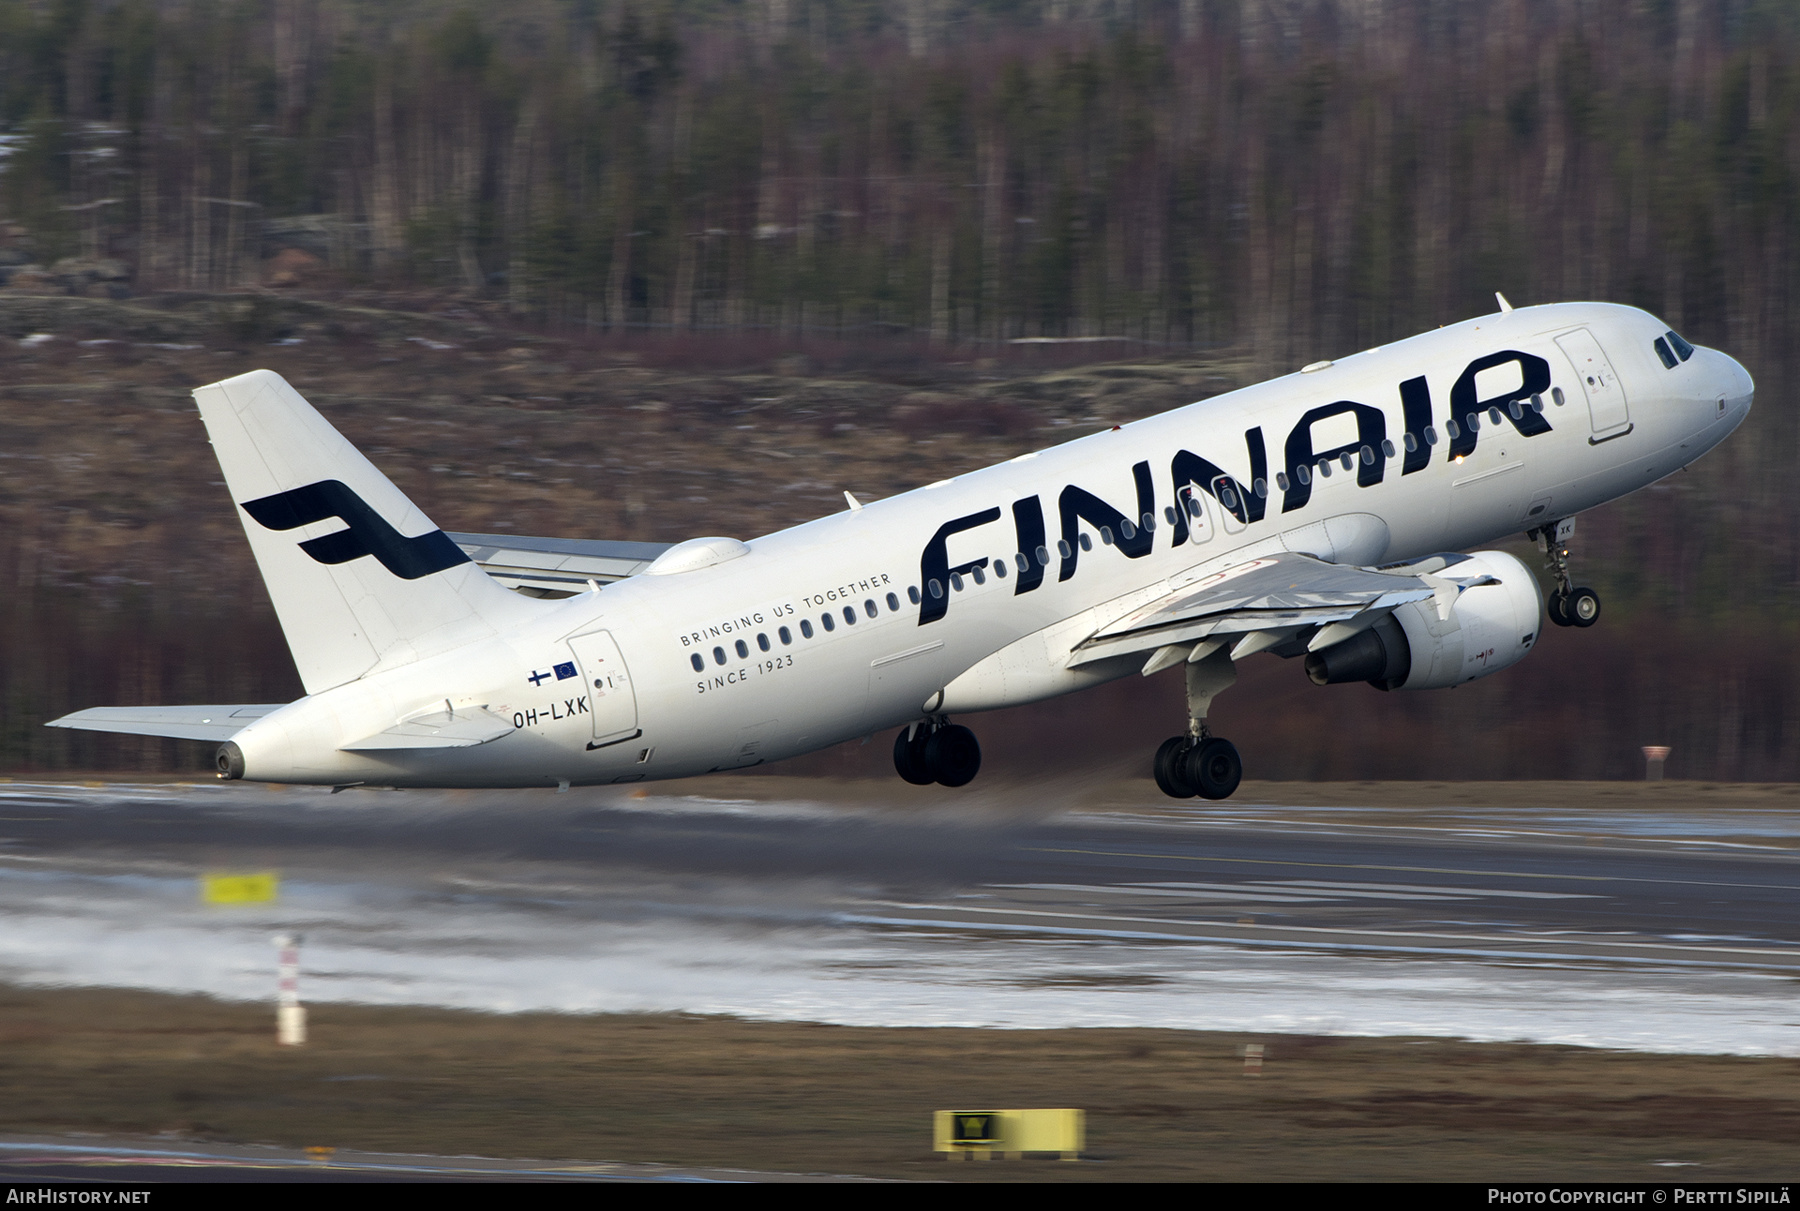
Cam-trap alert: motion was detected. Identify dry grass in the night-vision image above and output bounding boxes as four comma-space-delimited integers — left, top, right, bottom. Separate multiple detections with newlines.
1, 985, 1796, 1181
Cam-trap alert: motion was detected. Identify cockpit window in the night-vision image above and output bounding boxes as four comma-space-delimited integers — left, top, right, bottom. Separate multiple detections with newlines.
1667, 330, 1695, 362
1653, 336, 1677, 369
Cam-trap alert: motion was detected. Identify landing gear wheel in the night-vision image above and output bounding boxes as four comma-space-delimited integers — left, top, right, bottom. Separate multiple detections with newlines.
1154, 737, 1197, 799
924, 724, 981, 787
1547, 590, 1572, 628
893, 728, 933, 785
1184, 737, 1242, 801
1567, 586, 1601, 628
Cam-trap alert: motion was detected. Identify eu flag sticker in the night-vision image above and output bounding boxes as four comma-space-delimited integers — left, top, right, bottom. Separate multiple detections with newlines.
554, 661, 577, 681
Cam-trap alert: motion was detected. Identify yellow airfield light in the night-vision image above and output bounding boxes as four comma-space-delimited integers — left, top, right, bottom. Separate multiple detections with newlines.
201, 871, 279, 905
934, 1109, 1084, 1161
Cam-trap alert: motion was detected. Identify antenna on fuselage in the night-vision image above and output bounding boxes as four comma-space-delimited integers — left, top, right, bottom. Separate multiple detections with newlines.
1496, 292, 1514, 313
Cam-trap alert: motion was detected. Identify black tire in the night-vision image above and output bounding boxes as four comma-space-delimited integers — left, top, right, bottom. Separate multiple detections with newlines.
1568, 586, 1601, 628
1185, 737, 1243, 801
893, 727, 934, 785
1547, 590, 1572, 627
924, 724, 982, 787
1154, 736, 1197, 799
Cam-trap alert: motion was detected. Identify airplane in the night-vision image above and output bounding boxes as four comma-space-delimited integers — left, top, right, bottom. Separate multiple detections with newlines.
48, 298, 1752, 799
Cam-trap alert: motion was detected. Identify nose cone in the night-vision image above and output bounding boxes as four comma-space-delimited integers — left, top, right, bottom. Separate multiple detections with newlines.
1717, 349, 1754, 417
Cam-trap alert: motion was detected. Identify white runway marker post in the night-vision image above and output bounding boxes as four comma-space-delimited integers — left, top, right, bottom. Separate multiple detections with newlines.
1643, 746, 1671, 781
274, 933, 306, 1045
1243, 1043, 1265, 1076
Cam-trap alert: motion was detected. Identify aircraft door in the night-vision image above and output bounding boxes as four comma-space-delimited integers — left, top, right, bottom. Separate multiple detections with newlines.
1179, 486, 1215, 545
1555, 329, 1631, 439
567, 630, 640, 744
1210, 476, 1248, 535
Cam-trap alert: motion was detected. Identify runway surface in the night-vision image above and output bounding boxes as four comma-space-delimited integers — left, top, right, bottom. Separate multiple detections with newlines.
2, 778, 1798, 1054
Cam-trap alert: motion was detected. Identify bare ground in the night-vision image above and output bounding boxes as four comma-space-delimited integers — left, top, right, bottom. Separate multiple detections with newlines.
0, 985, 1795, 1182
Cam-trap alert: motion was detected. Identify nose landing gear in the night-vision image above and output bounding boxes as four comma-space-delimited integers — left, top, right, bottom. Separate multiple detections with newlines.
1152, 646, 1243, 801
894, 718, 982, 787
1533, 518, 1602, 628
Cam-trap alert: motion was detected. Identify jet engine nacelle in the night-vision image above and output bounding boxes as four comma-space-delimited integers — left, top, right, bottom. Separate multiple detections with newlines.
1303, 551, 1544, 691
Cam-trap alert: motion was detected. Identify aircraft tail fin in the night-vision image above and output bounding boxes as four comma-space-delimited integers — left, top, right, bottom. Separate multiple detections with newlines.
193, 369, 545, 694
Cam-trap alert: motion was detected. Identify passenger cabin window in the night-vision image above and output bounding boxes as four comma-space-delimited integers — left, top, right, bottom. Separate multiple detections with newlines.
1552, 387, 1566, 406
821, 613, 836, 632
1653, 336, 1677, 369
800, 619, 814, 639
843, 606, 857, 623
864, 598, 878, 617
1014, 552, 1030, 572
949, 573, 963, 592
1100, 526, 1115, 545
735, 639, 749, 658
758, 633, 771, 652
713, 646, 726, 665
971, 565, 987, 583
886, 592, 900, 611
929, 579, 944, 598
779, 626, 792, 645
690, 653, 704, 672
1667, 330, 1695, 361
993, 560, 1007, 579
1275, 471, 1291, 491
1077, 533, 1092, 552
908, 585, 921, 604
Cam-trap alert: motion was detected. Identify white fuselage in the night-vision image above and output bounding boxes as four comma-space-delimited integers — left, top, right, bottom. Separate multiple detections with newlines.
228, 303, 1753, 787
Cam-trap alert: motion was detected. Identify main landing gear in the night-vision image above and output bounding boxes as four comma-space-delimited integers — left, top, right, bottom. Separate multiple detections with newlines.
894, 718, 982, 787
1531, 518, 1602, 628
1153, 646, 1243, 801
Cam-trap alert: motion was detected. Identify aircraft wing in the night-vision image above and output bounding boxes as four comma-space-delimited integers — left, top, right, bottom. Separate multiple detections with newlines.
447, 532, 674, 598
45, 704, 284, 742
1068, 552, 1486, 671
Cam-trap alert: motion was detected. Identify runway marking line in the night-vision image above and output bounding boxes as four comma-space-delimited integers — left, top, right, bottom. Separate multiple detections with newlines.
1023, 846, 1800, 893
855, 904, 1800, 964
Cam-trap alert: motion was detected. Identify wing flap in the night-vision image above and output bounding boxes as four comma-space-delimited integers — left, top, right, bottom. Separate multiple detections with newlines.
45, 705, 283, 742
448, 532, 672, 598
339, 705, 515, 751
1067, 552, 1444, 668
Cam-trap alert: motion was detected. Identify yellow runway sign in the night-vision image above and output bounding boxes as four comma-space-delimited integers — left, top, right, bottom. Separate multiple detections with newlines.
201, 872, 279, 905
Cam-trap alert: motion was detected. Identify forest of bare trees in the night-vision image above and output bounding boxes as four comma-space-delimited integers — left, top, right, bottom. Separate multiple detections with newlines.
2, 0, 1794, 360
3, 0, 1798, 780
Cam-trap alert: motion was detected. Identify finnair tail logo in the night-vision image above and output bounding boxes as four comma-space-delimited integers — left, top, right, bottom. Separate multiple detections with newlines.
241, 480, 470, 580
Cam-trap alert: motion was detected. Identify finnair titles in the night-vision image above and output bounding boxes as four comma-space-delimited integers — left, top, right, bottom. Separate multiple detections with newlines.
50, 299, 1752, 799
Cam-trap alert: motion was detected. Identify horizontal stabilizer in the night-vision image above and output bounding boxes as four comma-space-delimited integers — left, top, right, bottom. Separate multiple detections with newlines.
340, 706, 515, 751
46, 705, 282, 743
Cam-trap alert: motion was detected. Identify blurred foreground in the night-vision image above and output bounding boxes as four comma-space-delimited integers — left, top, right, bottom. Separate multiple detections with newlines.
2, 987, 1797, 1181
4, 776, 1798, 1179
